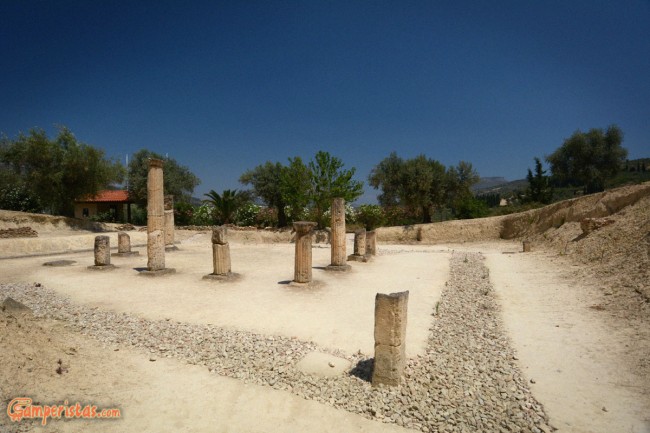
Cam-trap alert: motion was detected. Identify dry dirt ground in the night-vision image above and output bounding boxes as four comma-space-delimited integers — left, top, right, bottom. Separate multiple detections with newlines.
0, 182, 649, 432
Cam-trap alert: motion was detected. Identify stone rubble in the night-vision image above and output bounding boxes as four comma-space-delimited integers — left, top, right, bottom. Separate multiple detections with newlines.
0, 251, 552, 432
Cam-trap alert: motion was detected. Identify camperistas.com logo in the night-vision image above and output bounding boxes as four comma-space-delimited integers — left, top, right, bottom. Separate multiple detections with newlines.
7, 398, 121, 426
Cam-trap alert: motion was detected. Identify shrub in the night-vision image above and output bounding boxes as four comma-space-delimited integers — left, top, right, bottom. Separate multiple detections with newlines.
191, 204, 215, 226
355, 204, 385, 230
174, 202, 194, 226
235, 203, 261, 226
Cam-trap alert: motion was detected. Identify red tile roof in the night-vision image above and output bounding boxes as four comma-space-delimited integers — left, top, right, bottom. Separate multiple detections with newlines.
77, 190, 131, 203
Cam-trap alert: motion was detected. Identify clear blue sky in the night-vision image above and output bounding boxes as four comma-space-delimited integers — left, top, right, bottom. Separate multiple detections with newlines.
2, 0, 649, 203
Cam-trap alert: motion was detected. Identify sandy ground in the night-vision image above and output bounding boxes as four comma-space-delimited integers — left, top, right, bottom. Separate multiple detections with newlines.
0, 233, 446, 357
485, 251, 650, 433
1, 232, 649, 432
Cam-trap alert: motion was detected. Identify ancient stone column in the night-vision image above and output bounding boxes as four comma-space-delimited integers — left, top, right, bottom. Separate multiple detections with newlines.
164, 194, 176, 250
523, 240, 531, 252
326, 198, 350, 271
293, 221, 317, 283
347, 228, 368, 262
143, 159, 174, 275
203, 227, 239, 281
366, 230, 377, 256
88, 235, 114, 270
113, 232, 139, 257
211, 226, 231, 275
372, 290, 409, 387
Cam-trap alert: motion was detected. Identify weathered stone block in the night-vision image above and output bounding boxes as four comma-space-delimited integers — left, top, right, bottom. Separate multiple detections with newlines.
212, 226, 228, 245
94, 235, 111, 266
372, 290, 409, 387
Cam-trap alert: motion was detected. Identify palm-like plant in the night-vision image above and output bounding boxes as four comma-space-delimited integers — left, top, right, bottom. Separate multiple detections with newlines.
203, 189, 248, 224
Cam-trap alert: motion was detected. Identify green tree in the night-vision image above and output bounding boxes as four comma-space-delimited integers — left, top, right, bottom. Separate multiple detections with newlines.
203, 189, 249, 224
368, 151, 404, 207
127, 149, 200, 206
546, 125, 627, 194
525, 157, 553, 204
308, 151, 364, 228
0, 127, 124, 216
280, 156, 312, 222
369, 153, 447, 223
239, 161, 288, 227
445, 161, 480, 216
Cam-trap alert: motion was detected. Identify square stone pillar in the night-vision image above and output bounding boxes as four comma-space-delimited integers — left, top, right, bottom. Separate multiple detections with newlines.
372, 290, 409, 387
326, 198, 350, 272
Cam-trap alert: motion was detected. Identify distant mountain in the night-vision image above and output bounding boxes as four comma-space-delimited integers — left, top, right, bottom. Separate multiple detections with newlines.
472, 177, 509, 191
473, 177, 528, 196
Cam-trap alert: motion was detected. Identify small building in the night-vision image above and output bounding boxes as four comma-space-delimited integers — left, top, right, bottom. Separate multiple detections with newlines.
74, 190, 133, 222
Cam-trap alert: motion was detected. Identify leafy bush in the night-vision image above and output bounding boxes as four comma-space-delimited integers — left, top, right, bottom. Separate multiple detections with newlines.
355, 204, 385, 230
90, 211, 116, 223
454, 196, 489, 219
255, 207, 278, 227
191, 204, 215, 226
174, 202, 194, 226
0, 185, 41, 213
235, 203, 261, 226
131, 206, 147, 225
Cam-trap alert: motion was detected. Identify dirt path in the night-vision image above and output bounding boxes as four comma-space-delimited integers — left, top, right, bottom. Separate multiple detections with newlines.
485, 250, 650, 433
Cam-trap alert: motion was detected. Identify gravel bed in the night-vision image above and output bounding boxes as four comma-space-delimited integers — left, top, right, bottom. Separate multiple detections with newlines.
1, 251, 552, 432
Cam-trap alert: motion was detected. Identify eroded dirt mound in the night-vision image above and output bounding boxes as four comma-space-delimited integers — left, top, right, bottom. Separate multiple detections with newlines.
500, 182, 650, 239
0, 227, 38, 238
0, 210, 108, 233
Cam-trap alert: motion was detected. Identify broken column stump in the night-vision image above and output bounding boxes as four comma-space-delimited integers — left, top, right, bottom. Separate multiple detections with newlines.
88, 235, 115, 271
164, 194, 177, 251
347, 228, 368, 262
325, 197, 351, 272
113, 232, 139, 257
372, 290, 409, 387
523, 240, 531, 252
141, 158, 175, 276
203, 226, 239, 281
366, 230, 377, 256
293, 221, 317, 284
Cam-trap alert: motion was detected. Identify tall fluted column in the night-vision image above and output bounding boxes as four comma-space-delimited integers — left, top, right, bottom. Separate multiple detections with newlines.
147, 159, 165, 271
326, 198, 350, 272
293, 221, 317, 283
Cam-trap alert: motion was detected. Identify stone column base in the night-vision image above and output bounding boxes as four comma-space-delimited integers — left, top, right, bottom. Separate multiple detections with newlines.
202, 272, 241, 282
347, 254, 369, 262
325, 264, 351, 272
112, 251, 140, 257
139, 268, 176, 277
87, 264, 116, 271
